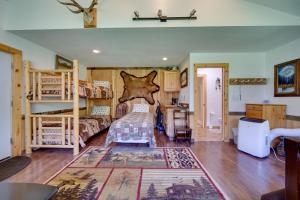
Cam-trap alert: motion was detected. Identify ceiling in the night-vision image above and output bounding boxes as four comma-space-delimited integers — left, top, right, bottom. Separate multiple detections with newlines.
245, 0, 300, 17
12, 26, 300, 67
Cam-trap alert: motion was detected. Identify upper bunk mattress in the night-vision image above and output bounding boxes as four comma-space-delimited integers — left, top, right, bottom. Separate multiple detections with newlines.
105, 112, 156, 147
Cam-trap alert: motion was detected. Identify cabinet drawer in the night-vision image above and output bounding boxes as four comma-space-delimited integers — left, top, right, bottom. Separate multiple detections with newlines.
246, 110, 263, 119
246, 105, 263, 111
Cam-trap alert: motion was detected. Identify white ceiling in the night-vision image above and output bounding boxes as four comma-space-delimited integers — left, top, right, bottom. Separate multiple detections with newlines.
12, 26, 300, 67
245, 0, 300, 17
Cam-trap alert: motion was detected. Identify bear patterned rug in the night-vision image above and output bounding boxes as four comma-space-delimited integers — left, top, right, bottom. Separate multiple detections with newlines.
45, 147, 226, 200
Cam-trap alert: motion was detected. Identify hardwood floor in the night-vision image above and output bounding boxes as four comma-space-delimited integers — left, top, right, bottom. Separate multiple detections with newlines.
7, 130, 285, 200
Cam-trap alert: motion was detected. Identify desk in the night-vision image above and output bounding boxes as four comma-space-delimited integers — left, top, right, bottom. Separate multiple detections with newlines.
0, 183, 57, 200
162, 105, 189, 140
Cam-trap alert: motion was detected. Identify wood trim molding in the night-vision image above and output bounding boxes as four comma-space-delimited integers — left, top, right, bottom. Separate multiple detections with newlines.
0, 43, 23, 156
286, 115, 300, 121
194, 63, 230, 142
0, 43, 22, 54
229, 112, 246, 116
87, 67, 171, 70
228, 112, 300, 121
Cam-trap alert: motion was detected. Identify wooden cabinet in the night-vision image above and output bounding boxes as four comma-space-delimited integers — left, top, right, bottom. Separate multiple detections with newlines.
164, 71, 180, 92
246, 104, 287, 129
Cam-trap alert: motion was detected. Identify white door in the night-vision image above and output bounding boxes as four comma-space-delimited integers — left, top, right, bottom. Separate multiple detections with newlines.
0, 51, 12, 160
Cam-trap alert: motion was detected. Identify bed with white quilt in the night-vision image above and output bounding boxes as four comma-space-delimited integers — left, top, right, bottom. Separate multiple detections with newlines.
105, 104, 156, 147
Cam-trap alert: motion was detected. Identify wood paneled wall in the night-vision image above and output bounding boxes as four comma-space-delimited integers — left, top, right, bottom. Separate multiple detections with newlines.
87, 68, 179, 118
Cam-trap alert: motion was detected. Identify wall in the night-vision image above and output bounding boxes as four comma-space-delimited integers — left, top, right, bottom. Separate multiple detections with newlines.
265, 38, 300, 116
0, 27, 87, 112
87, 68, 179, 118
4, 0, 300, 30
188, 52, 267, 112
0, 0, 87, 113
197, 68, 223, 127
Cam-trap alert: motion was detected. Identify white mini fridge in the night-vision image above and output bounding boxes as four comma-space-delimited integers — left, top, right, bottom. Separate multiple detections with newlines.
237, 117, 270, 158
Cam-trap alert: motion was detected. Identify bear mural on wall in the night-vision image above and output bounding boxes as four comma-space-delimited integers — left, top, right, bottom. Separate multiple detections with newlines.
118, 71, 160, 105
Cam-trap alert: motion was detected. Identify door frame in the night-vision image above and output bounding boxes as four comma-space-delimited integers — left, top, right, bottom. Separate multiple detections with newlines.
197, 74, 207, 128
194, 63, 229, 142
0, 43, 23, 156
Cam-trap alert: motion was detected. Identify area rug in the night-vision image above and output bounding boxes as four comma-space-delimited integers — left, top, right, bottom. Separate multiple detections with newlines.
45, 146, 226, 200
0, 156, 32, 181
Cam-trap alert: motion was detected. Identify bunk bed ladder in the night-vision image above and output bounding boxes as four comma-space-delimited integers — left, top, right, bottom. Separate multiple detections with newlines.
25, 60, 80, 155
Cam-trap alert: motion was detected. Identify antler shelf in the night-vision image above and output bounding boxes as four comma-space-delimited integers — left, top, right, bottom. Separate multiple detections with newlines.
133, 9, 197, 22
229, 78, 267, 85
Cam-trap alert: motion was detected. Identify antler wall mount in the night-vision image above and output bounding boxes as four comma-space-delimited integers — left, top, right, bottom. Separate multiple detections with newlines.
57, 0, 98, 28
133, 9, 197, 22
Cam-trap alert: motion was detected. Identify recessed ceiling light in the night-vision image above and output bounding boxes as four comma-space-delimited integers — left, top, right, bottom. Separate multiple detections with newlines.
92, 49, 101, 54
162, 57, 168, 61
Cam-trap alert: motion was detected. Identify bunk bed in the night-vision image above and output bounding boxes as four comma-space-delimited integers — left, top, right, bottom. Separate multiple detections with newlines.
25, 60, 113, 155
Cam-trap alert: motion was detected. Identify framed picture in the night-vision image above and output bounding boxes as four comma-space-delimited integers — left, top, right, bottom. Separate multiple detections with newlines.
180, 68, 188, 88
274, 59, 300, 97
55, 55, 73, 69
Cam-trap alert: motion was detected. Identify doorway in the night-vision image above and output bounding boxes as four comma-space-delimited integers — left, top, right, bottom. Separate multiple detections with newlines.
0, 43, 23, 156
194, 63, 229, 142
0, 51, 12, 160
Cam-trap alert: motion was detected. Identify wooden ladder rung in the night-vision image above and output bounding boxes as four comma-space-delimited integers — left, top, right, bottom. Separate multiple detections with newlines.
41, 88, 62, 91
30, 100, 73, 103
42, 138, 62, 142
42, 133, 63, 136
41, 94, 62, 97
41, 83, 62, 85
42, 121, 62, 124
41, 127, 62, 130
41, 76, 61, 78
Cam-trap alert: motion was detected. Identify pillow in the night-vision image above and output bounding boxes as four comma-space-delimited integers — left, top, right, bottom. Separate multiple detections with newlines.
93, 80, 110, 89
132, 104, 149, 113
91, 106, 110, 115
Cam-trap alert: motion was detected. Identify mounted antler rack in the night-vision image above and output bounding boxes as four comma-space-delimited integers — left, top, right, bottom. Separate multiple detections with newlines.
133, 9, 197, 22
229, 78, 267, 85
57, 0, 98, 28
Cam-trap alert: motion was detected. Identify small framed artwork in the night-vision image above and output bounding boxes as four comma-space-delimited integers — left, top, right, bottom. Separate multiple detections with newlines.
55, 55, 73, 69
274, 59, 300, 97
180, 68, 188, 88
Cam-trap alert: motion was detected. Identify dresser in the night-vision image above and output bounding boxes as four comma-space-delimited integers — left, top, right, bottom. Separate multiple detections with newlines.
246, 104, 287, 129
164, 71, 180, 92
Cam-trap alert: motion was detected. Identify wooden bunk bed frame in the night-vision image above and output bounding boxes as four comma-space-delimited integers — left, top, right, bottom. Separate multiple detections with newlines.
25, 60, 80, 155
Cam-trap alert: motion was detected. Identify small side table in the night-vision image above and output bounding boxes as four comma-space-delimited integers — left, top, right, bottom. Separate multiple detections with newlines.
0, 183, 58, 200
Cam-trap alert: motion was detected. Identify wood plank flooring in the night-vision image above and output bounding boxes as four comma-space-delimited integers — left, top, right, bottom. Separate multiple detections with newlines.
7, 130, 285, 200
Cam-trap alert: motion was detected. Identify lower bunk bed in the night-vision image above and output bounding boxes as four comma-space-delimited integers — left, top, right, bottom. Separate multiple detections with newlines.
30, 114, 111, 149
105, 108, 157, 148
